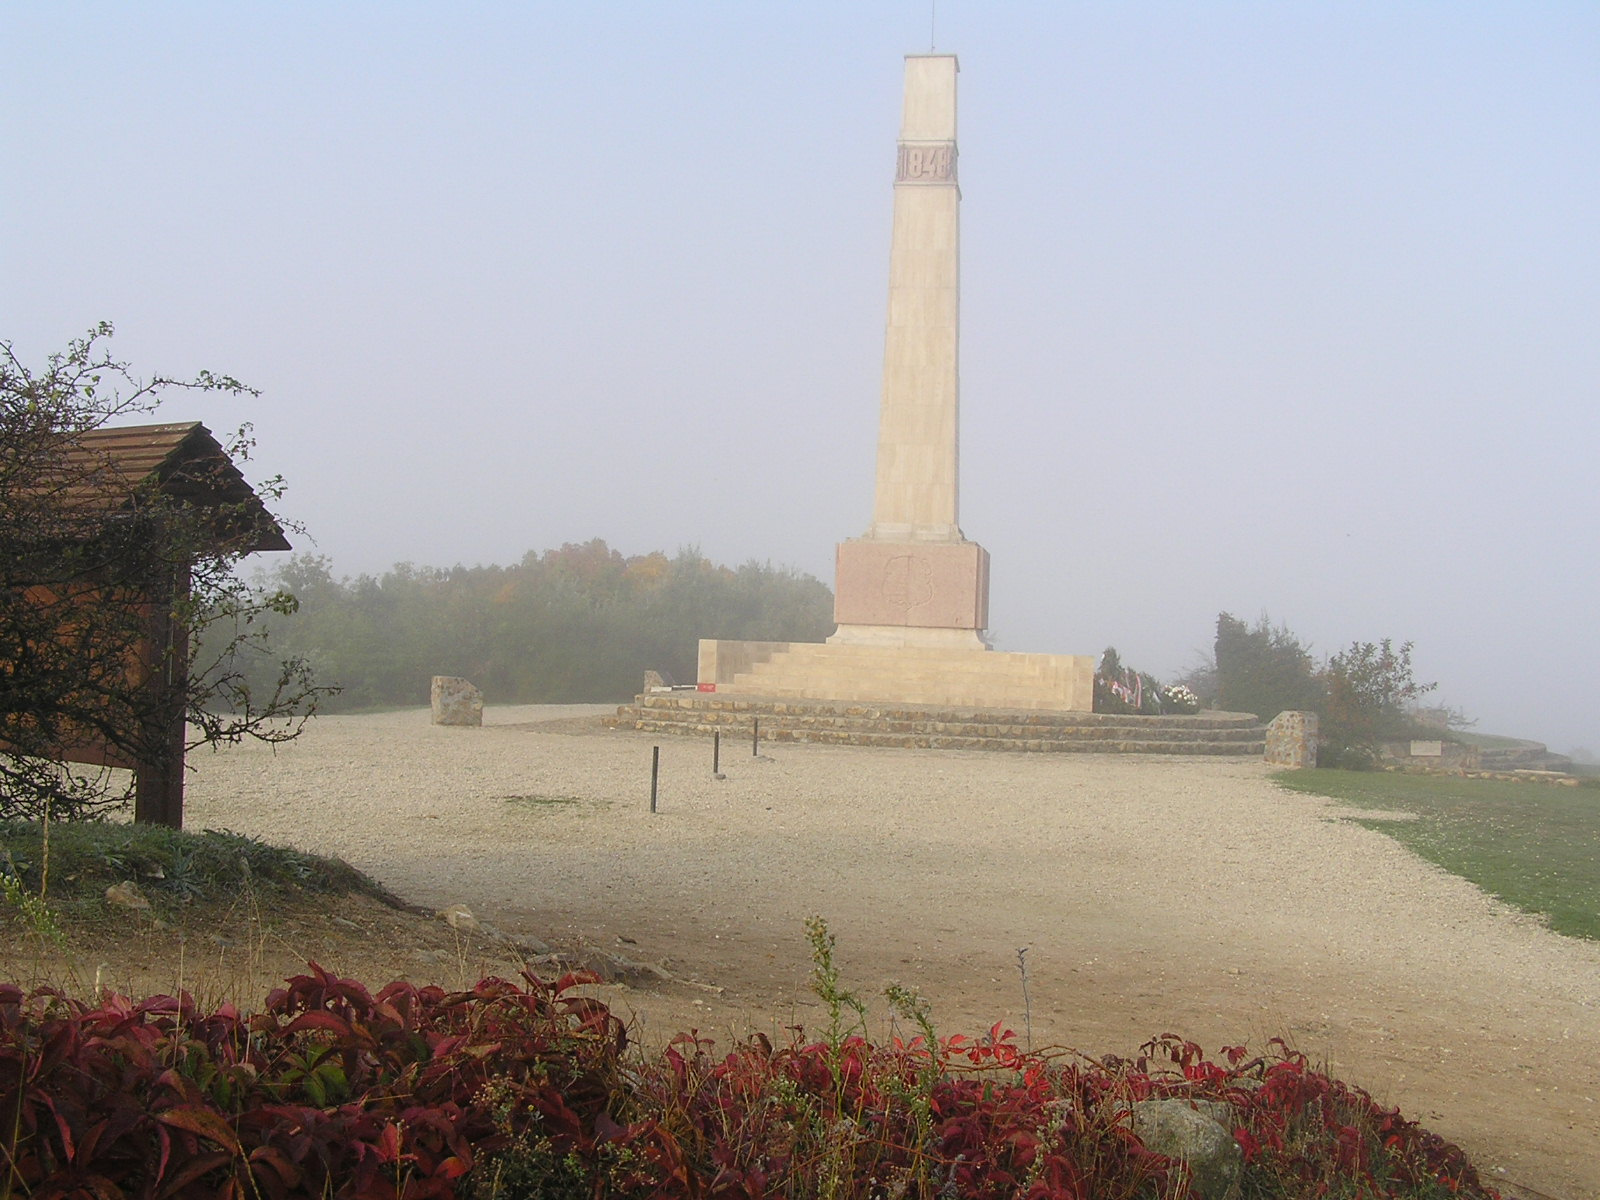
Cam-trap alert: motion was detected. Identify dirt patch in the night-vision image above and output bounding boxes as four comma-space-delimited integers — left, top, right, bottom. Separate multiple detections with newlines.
15, 704, 1596, 1199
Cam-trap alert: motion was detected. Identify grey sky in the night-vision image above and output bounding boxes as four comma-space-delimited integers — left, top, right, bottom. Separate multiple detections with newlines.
5, 3, 1597, 753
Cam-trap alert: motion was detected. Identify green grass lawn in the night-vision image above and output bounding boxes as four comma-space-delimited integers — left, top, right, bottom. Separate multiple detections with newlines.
1272, 770, 1600, 941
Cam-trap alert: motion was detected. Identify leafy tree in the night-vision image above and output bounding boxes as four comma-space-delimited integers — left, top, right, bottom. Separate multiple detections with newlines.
1213, 612, 1323, 721
1320, 639, 1436, 767
1, 323, 327, 823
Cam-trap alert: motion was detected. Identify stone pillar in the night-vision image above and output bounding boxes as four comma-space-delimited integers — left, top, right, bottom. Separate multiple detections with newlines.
832, 54, 990, 650
1264, 711, 1319, 768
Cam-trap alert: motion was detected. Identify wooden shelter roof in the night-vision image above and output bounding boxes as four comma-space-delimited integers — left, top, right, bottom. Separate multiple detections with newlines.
56, 421, 291, 553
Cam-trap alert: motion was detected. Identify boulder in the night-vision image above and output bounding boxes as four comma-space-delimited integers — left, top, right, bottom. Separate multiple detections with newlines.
537, 947, 671, 987
438, 903, 480, 932
105, 880, 151, 911
1131, 1098, 1242, 1200
431, 676, 483, 726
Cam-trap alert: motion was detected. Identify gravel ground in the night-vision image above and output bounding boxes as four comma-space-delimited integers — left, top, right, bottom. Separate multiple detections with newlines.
184, 705, 1600, 1199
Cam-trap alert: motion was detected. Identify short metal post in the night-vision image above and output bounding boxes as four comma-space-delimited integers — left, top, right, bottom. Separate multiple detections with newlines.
752, 717, 760, 756
713, 731, 721, 775
650, 745, 660, 813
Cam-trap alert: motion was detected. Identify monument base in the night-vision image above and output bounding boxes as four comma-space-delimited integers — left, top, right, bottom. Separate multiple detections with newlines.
698, 638, 1093, 712
833, 538, 989, 632
827, 623, 989, 650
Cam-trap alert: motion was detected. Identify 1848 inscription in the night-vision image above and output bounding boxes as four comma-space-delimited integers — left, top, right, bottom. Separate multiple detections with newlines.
896, 140, 957, 184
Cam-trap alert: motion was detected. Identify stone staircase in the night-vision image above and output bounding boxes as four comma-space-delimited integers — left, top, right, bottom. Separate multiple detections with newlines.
608, 693, 1268, 756
1476, 739, 1573, 773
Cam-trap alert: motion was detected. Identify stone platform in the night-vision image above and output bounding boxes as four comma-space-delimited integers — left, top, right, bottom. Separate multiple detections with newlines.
698, 639, 1095, 711
608, 693, 1268, 756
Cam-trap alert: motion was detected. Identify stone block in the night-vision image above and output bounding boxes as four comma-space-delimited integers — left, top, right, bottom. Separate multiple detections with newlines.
431, 676, 483, 727
833, 539, 989, 630
1264, 711, 1318, 768
703, 639, 1093, 711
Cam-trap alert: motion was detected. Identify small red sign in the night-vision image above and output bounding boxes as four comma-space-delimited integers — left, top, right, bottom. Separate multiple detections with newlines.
696, 682, 716, 692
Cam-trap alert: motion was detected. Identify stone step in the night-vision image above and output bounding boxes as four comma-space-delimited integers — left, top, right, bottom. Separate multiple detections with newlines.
1477, 744, 1573, 772
609, 694, 1267, 757
630, 707, 1263, 744
629, 720, 1264, 756
633, 692, 1262, 731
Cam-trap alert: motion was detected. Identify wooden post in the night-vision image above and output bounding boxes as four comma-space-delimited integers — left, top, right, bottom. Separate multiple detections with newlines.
133, 565, 188, 829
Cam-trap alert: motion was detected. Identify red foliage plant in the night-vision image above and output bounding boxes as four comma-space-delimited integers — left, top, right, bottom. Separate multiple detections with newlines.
0, 965, 622, 1199
0, 969, 1505, 1199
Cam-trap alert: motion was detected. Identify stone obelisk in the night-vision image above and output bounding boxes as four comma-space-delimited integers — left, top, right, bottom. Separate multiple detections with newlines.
687, 53, 1092, 712
831, 54, 990, 650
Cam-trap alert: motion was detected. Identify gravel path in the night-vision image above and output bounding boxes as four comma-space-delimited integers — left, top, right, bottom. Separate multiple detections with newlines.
185, 705, 1600, 1199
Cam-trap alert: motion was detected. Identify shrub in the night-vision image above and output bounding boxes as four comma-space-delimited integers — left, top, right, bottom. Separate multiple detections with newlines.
0, 962, 1509, 1200
0, 965, 629, 1198
1320, 639, 1436, 768
1161, 683, 1200, 715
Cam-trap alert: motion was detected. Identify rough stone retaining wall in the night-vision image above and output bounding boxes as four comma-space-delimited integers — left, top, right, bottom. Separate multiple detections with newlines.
608, 693, 1267, 756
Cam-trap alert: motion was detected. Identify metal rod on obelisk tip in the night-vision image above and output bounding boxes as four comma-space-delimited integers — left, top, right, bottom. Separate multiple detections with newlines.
649, 746, 660, 813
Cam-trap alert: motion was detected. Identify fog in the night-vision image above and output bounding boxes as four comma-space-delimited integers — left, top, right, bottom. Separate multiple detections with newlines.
5, 3, 1596, 753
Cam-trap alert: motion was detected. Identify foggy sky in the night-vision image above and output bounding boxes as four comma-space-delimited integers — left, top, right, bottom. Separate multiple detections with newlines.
5, 3, 1597, 753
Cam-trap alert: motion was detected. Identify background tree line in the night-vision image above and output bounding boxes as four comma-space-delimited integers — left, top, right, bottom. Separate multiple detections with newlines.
1192, 612, 1440, 767
229, 541, 835, 711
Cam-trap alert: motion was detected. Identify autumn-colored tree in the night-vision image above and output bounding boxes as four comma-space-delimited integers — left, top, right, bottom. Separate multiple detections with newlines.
1320, 639, 1436, 767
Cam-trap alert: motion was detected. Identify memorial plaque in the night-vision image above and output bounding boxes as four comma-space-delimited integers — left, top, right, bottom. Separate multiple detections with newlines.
896, 141, 957, 184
